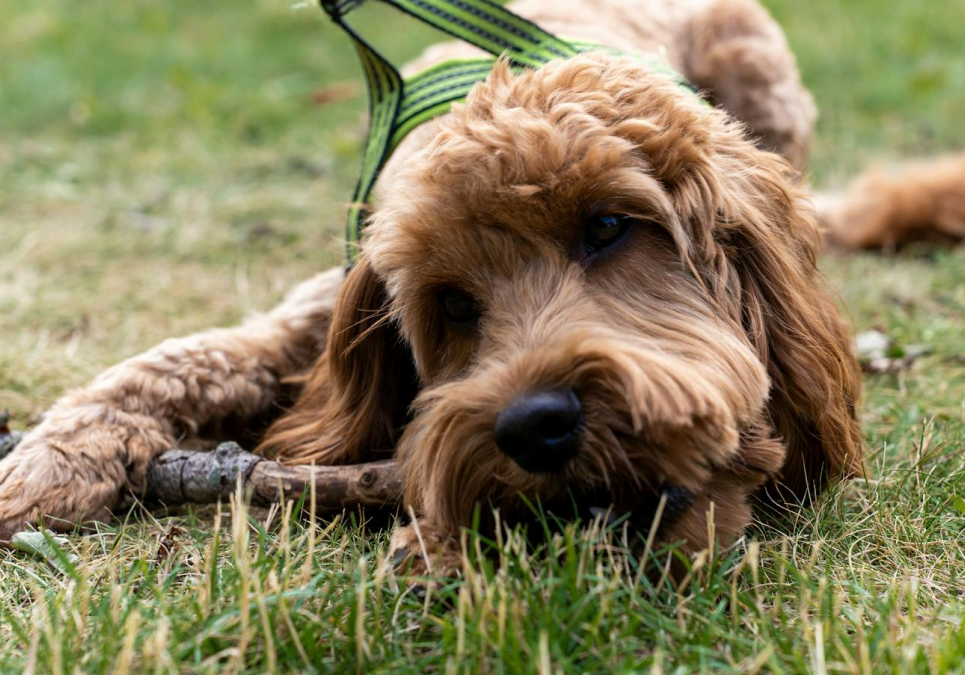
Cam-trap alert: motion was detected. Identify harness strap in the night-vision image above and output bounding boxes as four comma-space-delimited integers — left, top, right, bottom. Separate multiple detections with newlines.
321, 0, 583, 263
319, 0, 696, 264
320, 6, 401, 261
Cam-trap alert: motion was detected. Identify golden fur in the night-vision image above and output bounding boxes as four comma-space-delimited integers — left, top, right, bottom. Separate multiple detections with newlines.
819, 152, 965, 249
277, 52, 861, 566
1, 0, 962, 572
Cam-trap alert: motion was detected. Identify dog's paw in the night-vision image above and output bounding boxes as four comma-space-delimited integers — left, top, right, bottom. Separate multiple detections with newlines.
387, 523, 462, 581
0, 411, 170, 541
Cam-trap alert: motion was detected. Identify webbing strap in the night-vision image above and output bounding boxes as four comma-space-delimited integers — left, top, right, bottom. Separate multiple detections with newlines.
319, 0, 695, 264
328, 0, 578, 67
321, 0, 583, 263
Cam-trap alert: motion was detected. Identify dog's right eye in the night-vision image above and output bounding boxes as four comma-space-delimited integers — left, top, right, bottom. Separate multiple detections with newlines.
439, 288, 479, 324
584, 213, 634, 254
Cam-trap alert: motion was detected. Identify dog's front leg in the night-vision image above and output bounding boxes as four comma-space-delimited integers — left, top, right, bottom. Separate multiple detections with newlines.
0, 268, 344, 540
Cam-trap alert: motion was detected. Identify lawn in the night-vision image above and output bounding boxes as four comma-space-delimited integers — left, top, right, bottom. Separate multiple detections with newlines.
1, 0, 965, 672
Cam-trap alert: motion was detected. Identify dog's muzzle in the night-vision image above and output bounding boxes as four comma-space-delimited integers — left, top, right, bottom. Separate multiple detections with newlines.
493, 388, 583, 473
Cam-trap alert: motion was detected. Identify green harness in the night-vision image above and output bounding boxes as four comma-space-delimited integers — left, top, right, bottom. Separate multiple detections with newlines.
319, 0, 697, 264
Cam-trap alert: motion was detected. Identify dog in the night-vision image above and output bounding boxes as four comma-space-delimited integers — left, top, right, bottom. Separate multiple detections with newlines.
2, 0, 964, 574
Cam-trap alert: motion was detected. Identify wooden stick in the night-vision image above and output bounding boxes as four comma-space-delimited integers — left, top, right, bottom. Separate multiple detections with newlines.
0, 411, 22, 462
0, 432, 403, 511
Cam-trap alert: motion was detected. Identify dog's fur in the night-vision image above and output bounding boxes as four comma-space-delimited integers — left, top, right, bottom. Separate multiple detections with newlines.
2, 0, 964, 572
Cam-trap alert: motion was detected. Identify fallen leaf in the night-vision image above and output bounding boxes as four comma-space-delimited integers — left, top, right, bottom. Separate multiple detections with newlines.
11, 530, 80, 573
855, 329, 932, 374
154, 524, 184, 567
855, 329, 891, 361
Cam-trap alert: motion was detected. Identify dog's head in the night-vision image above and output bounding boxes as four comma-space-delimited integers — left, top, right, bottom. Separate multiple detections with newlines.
281, 54, 861, 544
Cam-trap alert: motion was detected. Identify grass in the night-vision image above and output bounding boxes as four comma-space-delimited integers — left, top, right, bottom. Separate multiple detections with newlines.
1, 0, 964, 672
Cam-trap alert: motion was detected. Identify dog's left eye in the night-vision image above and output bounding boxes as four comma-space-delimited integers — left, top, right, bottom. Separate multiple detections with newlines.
584, 213, 634, 254
439, 288, 479, 324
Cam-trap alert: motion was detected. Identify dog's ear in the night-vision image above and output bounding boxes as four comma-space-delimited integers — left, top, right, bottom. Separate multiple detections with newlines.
713, 150, 863, 501
259, 255, 419, 464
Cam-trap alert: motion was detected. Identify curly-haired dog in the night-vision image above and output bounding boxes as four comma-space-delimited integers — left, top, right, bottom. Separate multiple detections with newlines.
2, 0, 964, 572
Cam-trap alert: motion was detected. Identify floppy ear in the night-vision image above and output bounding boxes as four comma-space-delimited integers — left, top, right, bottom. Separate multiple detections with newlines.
259, 255, 419, 464
714, 151, 863, 501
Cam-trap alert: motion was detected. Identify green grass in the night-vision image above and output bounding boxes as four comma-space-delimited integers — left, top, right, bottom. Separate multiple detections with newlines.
2, 0, 965, 672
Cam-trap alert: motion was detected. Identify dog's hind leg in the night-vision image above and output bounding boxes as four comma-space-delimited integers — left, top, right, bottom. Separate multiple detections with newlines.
0, 268, 343, 541
680, 0, 816, 173
816, 152, 965, 249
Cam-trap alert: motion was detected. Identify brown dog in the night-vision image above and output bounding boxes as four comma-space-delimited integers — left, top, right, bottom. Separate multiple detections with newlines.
2, 0, 963, 571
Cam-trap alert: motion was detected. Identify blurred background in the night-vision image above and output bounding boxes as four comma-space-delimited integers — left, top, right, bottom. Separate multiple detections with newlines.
1, 0, 964, 428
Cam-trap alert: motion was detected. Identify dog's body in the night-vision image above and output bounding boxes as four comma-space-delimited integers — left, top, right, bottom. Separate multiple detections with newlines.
2, 0, 963, 570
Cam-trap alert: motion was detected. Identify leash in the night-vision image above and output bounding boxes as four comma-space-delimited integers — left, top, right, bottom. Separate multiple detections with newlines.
319, 0, 696, 264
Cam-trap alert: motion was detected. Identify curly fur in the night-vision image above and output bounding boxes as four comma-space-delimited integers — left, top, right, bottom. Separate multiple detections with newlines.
304, 52, 861, 563
1, 0, 961, 565
0, 269, 341, 538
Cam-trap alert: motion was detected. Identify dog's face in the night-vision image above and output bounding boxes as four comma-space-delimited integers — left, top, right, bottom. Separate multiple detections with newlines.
298, 54, 861, 545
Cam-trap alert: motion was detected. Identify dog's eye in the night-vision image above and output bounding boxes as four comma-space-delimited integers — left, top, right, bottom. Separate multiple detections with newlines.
584, 213, 634, 254
439, 288, 479, 324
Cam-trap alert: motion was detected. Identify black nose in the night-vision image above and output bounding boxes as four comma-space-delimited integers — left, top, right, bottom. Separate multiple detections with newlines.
494, 388, 583, 473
